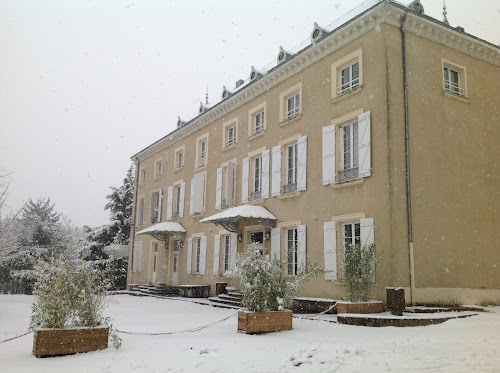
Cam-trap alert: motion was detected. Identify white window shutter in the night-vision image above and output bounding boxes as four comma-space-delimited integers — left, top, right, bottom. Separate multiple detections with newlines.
189, 178, 195, 215
226, 161, 234, 206
149, 192, 154, 223
360, 217, 375, 282
191, 173, 205, 214
213, 235, 221, 275
297, 225, 306, 271
322, 124, 336, 185
323, 221, 337, 280
179, 182, 185, 218
242, 157, 249, 203
166, 186, 173, 221
358, 111, 371, 178
229, 232, 237, 270
271, 145, 281, 197
216, 167, 223, 210
199, 236, 207, 275
186, 237, 193, 274
271, 228, 280, 261
297, 136, 307, 191
261, 149, 270, 199
134, 242, 142, 273
157, 189, 163, 222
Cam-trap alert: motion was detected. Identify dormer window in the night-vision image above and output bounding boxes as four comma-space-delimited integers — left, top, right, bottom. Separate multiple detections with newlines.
311, 22, 326, 43
250, 66, 264, 81
277, 46, 292, 64
222, 85, 233, 100
177, 116, 186, 129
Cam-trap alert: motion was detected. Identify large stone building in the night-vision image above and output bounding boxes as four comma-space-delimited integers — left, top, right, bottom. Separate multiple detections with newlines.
127, 0, 499, 305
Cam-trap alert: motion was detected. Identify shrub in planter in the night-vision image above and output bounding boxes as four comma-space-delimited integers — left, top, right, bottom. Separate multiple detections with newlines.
30, 257, 121, 357
342, 243, 376, 302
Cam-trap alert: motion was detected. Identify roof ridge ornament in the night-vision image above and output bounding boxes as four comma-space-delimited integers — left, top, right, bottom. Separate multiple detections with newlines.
408, 0, 424, 14
442, 0, 449, 25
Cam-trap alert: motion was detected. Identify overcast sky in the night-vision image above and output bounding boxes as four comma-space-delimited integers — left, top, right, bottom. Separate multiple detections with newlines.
1, 0, 498, 228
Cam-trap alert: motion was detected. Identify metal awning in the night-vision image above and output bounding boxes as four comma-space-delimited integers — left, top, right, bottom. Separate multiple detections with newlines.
200, 205, 277, 232
135, 222, 186, 241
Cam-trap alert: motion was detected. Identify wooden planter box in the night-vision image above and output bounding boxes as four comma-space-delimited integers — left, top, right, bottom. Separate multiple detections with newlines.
336, 301, 385, 314
33, 327, 109, 358
238, 310, 292, 334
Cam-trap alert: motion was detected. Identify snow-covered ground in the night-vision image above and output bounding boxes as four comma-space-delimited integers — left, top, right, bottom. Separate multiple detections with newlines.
1, 294, 499, 372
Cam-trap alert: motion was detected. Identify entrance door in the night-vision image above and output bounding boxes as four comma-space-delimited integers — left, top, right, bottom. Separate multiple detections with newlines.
152, 243, 158, 284
250, 231, 264, 255
172, 240, 180, 286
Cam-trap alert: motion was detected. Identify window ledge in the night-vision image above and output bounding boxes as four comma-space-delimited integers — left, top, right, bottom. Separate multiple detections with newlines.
174, 166, 184, 173
248, 131, 265, 141
194, 165, 207, 172
443, 91, 469, 103
245, 198, 265, 206
329, 178, 364, 189
277, 191, 301, 199
222, 143, 237, 152
279, 113, 302, 127
331, 86, 363, 104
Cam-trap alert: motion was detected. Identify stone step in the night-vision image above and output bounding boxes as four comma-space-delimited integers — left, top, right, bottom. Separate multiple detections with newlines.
219, 293, 243, 301
227, 292, 243, 298
208, 296, 242, 307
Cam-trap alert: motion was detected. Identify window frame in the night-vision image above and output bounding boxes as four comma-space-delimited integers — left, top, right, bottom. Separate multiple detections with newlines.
140, 168, 146, 185
195, 133, 209, 170
340, 120, 359, 179
343, 220, 361, 248
138, 195, 145, 226
331, 48, 363, 100
222, 118, 238, 148
252, 155, 262, 199
338, 60, 360, 95
279, 82, 302, 124
286, 227, 298, 276
248, 102, 267, 138
442, 59, 467, 98
195, 238, 201, 274
286, 143, 298, 187
154, 159, 163, 178
174, 145, 185, 170
223, 235, 230, 273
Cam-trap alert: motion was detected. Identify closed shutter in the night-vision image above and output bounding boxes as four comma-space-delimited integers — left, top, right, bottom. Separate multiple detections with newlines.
297, 136, 307, 191
189, 178, 195, 215
199, 236, 207, 275
229, 232, 237, 270
322, 124, 336, 185
191, 173, 205, 214
157, 189, 163, 222
271, 228, 280, 261
213, 235, 221, 275
216, 167, 223, 209
323, 221, 337, 280
149, 192, 154, 223
360, 217, 375, 282
261, 149, 270, 199
297, 224, 306, 271
358, 111, 371, 178
271, 145, 281, 197
226, 161, 234, 206
242, 157, 249, 203
186, 237, 193, 274
134, 242, 142, 273
179, 182, 185, 218
166, 186, 173, 220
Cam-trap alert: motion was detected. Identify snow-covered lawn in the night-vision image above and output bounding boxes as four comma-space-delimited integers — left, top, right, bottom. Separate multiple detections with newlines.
1, 295, 499, 372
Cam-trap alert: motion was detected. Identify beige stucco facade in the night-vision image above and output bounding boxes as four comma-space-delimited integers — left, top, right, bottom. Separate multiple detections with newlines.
127, 1, 500, 305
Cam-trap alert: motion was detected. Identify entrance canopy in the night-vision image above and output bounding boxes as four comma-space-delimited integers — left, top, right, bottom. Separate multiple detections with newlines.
135, 222, 186, 241
200, 205, 276, 232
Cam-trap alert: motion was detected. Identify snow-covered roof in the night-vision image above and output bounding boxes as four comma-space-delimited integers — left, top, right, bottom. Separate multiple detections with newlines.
136, 222, 186, 236
200, 205, 276, 224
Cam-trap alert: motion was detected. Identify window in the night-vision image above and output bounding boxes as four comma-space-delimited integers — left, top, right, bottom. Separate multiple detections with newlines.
227, 125, 237, 146
217, 161, 236, 209
338, 61, 359, 95
343, 221, 361, 248
331, 48, 363, 99
285, 143, 298, 194
444, 66, 464, 96
252, 156, 262, 200
199, 140, 207, 167
253, 111, 264, 134
340, 121, 359, 182
150, 190, 162, 223
138, 196, 145, 226
174, 184, 181, 218
223, 235, 230, 273
195, 238, 201, 274
175, 147, 184, 169
141, 169, 146, 184
155, 160, 162, 178
285, 93, 300, 120
287, 228, 298, 276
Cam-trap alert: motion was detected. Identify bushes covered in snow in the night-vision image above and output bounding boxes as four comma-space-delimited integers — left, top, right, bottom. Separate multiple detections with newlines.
342, 243, 376, 302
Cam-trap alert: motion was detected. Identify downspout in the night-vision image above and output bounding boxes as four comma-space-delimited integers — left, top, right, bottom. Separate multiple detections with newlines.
127, 157, 140, 288
400, 11, 416, 305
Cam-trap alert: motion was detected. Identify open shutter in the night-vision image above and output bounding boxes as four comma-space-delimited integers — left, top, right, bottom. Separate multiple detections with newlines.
241, 157, 249, 203
358, 111, 371, 178
186, 237, 193, 274
360, 217, 375, 282
323, 221, 337, 280
229, 232, 237, 270
157, 189, 163, 222
166, 186, 173, 220
213, 235, 221, 275
226, 161, 234, 206
271, 145, 281, 197
322, 124, 336, 185
216, 167, 223, 209
261, 149, 270, 199
149, 192, 154, 223
199, 236, 207, 275
297, 225, 306, 271
179, 182, 185, 218
297, 136, 307, 191
271, 228, 280, 261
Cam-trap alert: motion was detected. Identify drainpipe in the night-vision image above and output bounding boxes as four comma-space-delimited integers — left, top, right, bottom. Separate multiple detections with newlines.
400, 12, 416, 305
127, 157, 140, 288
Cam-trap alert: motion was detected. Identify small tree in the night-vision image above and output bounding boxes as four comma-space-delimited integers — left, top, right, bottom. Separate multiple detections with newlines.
342, 243, 376, 302
227, 243, 320, 312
